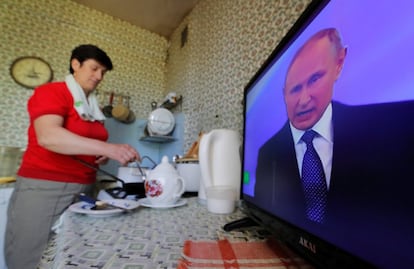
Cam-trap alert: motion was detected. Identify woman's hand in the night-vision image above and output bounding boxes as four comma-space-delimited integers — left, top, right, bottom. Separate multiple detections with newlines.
105, 143, 141, 166
95, 155, 109, 165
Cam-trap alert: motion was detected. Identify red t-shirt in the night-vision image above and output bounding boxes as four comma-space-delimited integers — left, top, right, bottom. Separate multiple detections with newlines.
18, 82, 109, 184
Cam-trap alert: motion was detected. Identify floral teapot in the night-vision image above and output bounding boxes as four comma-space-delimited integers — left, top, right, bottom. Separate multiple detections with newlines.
144, 155, 185, 205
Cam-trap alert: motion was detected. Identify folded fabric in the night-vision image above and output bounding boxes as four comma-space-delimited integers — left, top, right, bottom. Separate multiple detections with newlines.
50, 211, 67, 234
65, 74, 106, 122
177, 238, 313, 269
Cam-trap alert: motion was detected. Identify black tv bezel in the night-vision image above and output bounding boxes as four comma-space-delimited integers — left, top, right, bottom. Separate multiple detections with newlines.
239, 0, 374, 268
239, 202, 373, 268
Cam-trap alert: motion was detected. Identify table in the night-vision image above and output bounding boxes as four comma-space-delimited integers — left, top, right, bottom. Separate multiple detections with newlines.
38, 197, 272, 269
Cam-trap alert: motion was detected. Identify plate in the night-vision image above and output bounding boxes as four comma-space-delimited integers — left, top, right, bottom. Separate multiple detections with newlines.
147, 108, 175, 135
68, 199, 140, 217
139, 198, 187, 209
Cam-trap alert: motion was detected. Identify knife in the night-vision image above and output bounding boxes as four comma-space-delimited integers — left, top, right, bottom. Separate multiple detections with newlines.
78, 193, 129, 211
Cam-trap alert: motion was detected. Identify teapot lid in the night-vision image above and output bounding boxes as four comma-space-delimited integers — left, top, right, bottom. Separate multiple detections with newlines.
150, 156, 177, 175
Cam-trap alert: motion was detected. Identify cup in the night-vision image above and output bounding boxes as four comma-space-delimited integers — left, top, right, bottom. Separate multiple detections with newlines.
206, 185, 237, 214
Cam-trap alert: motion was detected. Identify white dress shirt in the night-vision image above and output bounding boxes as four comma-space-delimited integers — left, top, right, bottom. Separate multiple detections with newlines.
290, 103, 334, 189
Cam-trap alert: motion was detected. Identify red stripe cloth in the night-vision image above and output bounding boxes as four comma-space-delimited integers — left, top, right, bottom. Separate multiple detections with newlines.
177, 238, 313, 269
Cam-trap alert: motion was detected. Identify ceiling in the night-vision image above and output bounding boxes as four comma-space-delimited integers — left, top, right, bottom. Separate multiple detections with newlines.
72, 0, 200, 38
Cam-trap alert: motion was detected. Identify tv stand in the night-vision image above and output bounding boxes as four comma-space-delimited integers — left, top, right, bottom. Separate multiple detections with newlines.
223, 217, 258, 231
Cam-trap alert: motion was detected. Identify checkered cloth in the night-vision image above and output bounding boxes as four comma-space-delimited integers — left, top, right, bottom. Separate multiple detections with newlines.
177, 238, 313, 269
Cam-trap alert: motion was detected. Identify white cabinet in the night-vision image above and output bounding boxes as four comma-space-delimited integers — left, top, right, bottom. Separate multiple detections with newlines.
0, 187, 13, 269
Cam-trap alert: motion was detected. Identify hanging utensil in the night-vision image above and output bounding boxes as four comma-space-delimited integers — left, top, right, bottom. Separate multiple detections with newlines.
112, 95, 130, 122
102, 92, 114, 117
151, 101, 157, 110
122, 96, 136, 124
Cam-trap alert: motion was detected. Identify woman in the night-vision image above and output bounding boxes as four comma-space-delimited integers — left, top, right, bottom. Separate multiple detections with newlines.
5, 44, 141, 269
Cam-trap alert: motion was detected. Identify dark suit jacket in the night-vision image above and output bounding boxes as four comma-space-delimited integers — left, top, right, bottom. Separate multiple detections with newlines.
254, 101, 414, 266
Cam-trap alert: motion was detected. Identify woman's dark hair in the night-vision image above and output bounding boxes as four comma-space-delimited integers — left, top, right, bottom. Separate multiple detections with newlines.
69, 44, 113, 74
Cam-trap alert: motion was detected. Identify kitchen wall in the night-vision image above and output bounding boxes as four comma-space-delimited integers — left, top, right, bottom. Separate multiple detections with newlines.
0, 0, 311, 154
166, 0, 311, 151
0, 0, 168, 148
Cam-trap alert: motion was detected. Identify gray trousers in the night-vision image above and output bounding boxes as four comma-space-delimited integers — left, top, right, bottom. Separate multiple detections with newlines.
5, 176, 92, 269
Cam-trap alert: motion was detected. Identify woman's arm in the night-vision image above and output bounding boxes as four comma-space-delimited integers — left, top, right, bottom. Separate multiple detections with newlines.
34, 114, 140, 165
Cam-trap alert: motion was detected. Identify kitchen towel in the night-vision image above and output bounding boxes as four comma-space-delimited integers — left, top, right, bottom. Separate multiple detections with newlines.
65, 74, 106, 122
176, 238, 313, 269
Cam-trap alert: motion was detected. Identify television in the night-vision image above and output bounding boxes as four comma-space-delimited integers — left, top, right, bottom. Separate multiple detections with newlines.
227, 0, 414, 268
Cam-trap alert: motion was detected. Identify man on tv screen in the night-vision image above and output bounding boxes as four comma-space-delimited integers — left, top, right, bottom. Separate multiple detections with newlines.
254, 27, 414, 256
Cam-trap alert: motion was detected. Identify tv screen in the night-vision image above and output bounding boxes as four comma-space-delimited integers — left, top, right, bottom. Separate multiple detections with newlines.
239, 0, 414, 268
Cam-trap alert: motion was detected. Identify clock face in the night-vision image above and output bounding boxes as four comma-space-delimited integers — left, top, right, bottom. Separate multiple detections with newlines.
10, 56, 53, 89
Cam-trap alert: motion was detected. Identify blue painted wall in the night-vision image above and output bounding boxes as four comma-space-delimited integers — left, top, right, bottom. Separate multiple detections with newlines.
101, 113, 184, 175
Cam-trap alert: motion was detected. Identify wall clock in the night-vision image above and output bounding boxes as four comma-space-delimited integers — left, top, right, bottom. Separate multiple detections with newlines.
10, 56, 53, 89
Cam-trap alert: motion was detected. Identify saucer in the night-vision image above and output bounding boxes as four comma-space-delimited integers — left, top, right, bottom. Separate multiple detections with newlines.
139, 198, 187, 209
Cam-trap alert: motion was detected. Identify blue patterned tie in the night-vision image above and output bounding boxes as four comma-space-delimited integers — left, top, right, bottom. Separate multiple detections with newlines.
301, 130, 328, 223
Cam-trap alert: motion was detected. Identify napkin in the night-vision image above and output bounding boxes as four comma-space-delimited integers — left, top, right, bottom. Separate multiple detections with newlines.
177, 238, 313, 269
